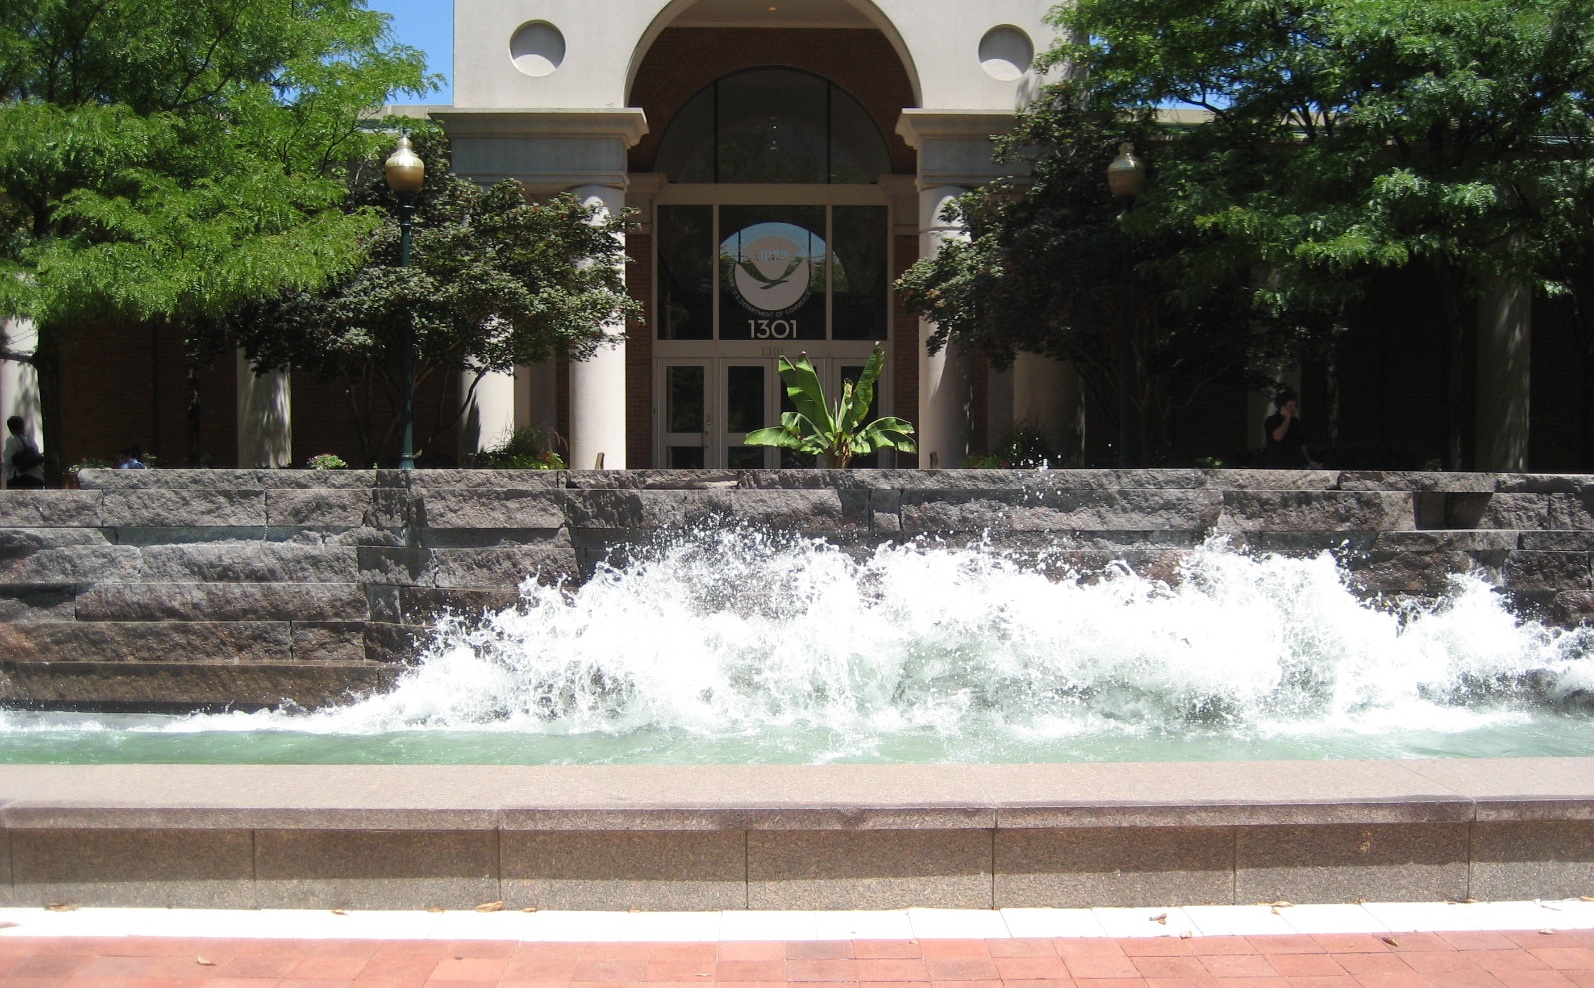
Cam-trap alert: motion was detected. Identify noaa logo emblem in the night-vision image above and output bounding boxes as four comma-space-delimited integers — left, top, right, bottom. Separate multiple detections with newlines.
730, 234, 812, 315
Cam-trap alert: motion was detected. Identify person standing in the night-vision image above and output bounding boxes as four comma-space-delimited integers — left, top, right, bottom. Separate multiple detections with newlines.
3, 415, 46, 488
1263, 390, 1321, 469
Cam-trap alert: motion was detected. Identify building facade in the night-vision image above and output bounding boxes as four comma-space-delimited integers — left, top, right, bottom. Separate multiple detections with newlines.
423, 0, 1065, 471
3, 0, 1561, 475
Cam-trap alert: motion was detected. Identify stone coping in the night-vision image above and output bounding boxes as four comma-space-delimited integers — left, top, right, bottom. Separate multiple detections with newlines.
1, 757, 1589, 831
65, 467, 1594, 494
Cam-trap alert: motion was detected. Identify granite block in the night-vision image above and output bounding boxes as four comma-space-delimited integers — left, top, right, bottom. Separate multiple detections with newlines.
9, 828, 254, 908
1549, 494, 1594, 531
1469, 820, 1594, 901
0, 621, 292, 664
1477, 494, 1551, 530
1494, 474, 1588, 494
501, 831, 746, 910
290, 622, 368, 663
408, 469, 562, 490
0, 660, 399, 711
366, 486, 416, 529
254, 829, 499, 909
1216, 469, 1341, 490
0, 492, 102, 527
369, 586, 520, 625
265, 489, 374, 528
994, 827, 1233, 907
419, 489, 567, 529
357, 545, 434, 585
1234, 823, 1468, 904
1344, 551, 1494, 596
1373, 531, 1519, 552
897, 493, 1014, 533
1012, 490, 1220, 533
1503, 552, 1594, 591
747, 829, 991, 910
563, 489, 860, 533
75, 583, 366, 621
75, 468, 385, 490
0, 545, 140, 583
429, 547, 580, 589
0, 528, 111, 552
100, 489, 267, 527
1338, 471, 1497, 493
135, 543, 359, 583
1521, 531, 1594, 551
571, 469, 743, 490
0, 585, 78, 623
1217, 491, 1416, 532
365, 621, 427, 663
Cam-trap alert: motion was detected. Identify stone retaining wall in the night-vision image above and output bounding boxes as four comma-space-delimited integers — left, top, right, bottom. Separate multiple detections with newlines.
2, 468, 1592, 710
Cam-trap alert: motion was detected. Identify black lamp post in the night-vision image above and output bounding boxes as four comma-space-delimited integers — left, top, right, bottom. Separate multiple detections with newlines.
384, 129, 425, 470
1106, 142, 1146, 468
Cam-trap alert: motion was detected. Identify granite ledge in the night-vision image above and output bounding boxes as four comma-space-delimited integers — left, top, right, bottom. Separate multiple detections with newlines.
0, 759, 1588, 832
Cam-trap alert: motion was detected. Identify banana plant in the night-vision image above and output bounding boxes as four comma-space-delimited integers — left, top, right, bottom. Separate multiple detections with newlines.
744, 344, 917, 468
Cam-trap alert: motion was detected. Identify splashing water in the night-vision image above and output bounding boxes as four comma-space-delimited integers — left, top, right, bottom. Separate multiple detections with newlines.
3, 529, 1591, 764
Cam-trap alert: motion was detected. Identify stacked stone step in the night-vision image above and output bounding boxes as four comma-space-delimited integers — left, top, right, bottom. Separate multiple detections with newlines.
1, 468, 1590, 711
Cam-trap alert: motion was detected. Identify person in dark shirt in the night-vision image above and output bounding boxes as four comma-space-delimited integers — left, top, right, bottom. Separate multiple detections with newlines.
1263, 389, 1320, 468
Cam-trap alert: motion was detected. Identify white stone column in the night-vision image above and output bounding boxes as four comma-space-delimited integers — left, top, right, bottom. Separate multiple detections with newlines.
0, 319, 40, 440
1013, 351, 1083, 464
918, 186, 971, 468
568, 184, 627, 470
458, 367, 517, 461
1476, 278, 1530, 471
235, 353, 292, 468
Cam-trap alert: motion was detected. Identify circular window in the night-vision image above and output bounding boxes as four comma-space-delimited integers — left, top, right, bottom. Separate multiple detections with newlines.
510, 21, 566, 78
978, 25, 1034, 82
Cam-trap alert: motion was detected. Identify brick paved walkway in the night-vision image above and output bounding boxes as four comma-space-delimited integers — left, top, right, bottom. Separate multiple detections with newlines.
2, 929, 1593, 988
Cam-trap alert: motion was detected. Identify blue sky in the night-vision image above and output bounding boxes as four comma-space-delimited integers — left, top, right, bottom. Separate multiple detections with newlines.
371, 0, 454, 103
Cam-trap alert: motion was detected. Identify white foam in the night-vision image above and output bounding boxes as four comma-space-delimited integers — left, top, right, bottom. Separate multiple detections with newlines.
4, 529, 1590, 762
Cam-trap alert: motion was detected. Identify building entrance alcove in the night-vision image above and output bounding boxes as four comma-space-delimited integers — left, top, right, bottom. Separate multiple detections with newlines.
639, 62, 908, 466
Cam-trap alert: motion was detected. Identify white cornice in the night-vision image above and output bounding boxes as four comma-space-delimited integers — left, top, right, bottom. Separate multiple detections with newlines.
433, 108, 651, 148
894, 110, 1019, 149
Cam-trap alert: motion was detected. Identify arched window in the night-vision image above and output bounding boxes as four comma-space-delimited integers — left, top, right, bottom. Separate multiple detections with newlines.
654, 68, 891, 184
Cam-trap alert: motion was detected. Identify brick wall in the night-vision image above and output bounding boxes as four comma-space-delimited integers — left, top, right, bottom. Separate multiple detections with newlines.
58, 322, 235, 470
627, 233, 655, 469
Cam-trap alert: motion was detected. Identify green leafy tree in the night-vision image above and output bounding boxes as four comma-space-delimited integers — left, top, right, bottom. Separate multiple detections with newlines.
0, 0, 434, 474
1042, 0, 1594, 468
896, 87, 1310, 464
230, 135, 642, 467
745, 344, 917, 468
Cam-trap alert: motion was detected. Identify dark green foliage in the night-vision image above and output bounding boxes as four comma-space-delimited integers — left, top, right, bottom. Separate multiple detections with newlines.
0, 0, 435, 471
229, 132, 641, 466
901, 0, 1594, 467
469, 426, 567, 470
896, 87, 1311, 465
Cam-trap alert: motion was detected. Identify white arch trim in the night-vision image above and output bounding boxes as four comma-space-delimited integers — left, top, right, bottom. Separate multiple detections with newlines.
625, 0, 923, 108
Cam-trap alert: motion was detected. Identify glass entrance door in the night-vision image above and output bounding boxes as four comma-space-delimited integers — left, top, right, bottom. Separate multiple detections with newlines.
655, 353, 885, 468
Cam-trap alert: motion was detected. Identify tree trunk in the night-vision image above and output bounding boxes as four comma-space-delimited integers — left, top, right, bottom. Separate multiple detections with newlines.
186, 358, 202, 467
